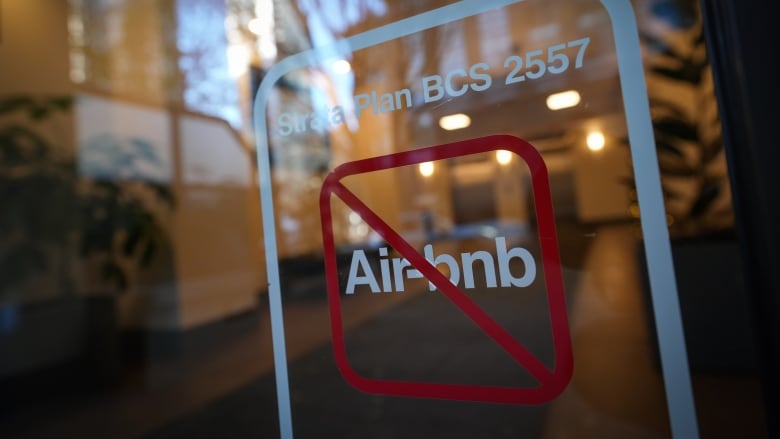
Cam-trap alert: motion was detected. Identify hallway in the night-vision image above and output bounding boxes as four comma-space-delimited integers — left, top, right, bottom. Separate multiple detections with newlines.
3, 223, 765, 438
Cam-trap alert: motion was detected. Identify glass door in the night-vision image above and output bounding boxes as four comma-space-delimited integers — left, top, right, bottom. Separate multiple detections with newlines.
0, 1, 770, 438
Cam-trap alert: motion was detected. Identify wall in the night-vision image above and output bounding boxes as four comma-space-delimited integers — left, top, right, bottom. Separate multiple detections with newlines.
0, 1, 72, 95
571, 124, 633, 223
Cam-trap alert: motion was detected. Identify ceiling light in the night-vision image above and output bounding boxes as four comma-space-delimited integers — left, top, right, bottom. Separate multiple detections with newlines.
496, 150, 512, 165
586, 130, 606, 152
419, 161, 434, 177
546, 90, 581, 111
438, 113, 471, 131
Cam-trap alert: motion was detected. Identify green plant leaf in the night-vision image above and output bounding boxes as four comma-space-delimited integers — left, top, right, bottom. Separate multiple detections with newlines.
654, 117, 699, 142
28, 105, 51, 121
101, 259, 128, 291
655, 138, 686, 157
689, 181, 721, 218
649, 98, 689, 120
651, 65, 703, 85
0, 96, 35, 116
140, 238, 157, 266
658, 157, 697, 176
700, 139, 724, 164
639, 31, 683, 59
0, 124, 52, 163
122, 223, 144, 256
148, 183, 176, 206
46, 96, 74, 111
662, 186, 686, 200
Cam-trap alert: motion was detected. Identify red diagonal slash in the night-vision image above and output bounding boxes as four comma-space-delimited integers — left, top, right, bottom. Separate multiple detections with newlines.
320, 134, 572, 404
329, 180, 553, 383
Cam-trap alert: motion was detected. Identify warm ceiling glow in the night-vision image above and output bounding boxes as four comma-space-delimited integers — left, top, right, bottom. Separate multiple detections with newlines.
438, 113, 471, 131
332, 59, 351, 74
586, 131, 606, 151
419, 161, 434, 177
496, 150, 512, 165
546, 90, 581, 111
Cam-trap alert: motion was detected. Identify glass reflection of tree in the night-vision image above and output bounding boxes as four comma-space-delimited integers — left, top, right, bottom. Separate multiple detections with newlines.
70, 0, 242, 125
70, 0, 183, 103
0, 96, 174, 302
636, 0, 733, 238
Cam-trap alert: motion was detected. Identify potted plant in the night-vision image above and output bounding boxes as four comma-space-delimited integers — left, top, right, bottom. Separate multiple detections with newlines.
633, 1, 755, 372
0, 95, 174, 390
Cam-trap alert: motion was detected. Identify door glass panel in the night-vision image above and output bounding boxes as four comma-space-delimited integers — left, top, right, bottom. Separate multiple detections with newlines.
0, 1, 767, 438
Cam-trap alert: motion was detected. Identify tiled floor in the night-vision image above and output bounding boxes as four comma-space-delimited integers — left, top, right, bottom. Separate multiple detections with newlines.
544, 225, 670, 438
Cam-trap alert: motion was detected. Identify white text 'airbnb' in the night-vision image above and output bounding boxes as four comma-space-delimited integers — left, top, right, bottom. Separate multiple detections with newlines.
345, 237, 536, 294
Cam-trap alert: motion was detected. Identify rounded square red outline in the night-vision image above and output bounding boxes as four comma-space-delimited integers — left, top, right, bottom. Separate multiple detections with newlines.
319, 134, 572, 404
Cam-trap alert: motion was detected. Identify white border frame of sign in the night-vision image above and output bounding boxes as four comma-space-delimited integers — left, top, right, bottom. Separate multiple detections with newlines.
253, 1, 699, 437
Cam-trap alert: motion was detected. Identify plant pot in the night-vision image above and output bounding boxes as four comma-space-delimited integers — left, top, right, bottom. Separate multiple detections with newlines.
0, 295, 120, 409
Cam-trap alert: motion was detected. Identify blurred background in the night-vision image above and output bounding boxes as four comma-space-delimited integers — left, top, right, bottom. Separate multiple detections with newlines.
0, 0, 769, 437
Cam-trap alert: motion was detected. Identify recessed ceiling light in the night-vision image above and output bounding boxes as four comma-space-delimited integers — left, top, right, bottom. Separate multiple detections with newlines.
419, 161, 434, 177
586, 130, 606, 151
438, 113, 471, 131
496, 150, 512, 165
546, 90, 581, 111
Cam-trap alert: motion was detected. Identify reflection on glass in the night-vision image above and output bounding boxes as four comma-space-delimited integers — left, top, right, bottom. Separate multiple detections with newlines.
585, 130, 605, 152
546, 89, 581, 110
418, 161, 434, 177
0, 1, 766, 438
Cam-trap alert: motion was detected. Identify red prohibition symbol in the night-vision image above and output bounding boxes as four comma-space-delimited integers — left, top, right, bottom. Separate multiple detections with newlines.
319, 135, 572, 404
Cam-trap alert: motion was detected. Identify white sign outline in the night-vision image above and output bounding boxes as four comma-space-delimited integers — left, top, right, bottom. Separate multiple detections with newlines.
253, 1, 699, 438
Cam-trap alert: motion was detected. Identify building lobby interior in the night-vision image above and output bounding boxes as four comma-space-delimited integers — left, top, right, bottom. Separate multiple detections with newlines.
0, 0, 770, 437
